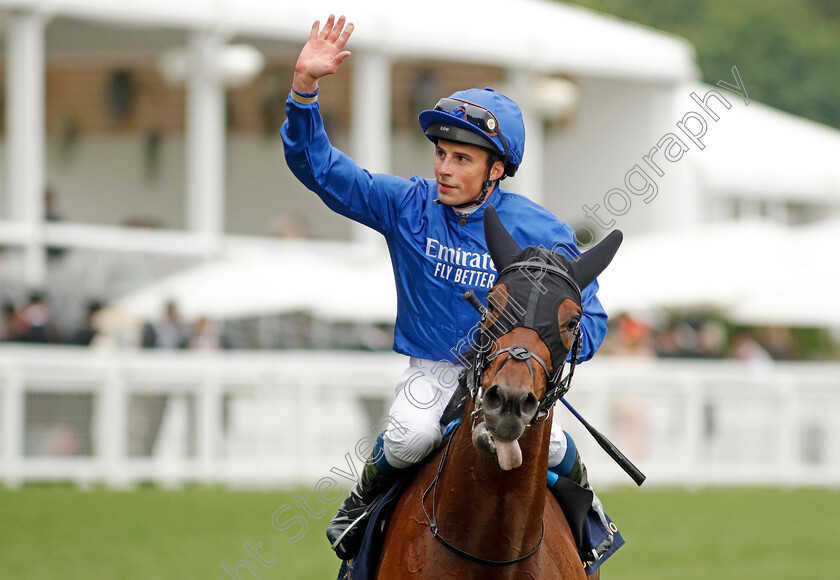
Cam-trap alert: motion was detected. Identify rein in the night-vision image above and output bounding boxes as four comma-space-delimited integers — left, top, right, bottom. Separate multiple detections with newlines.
421, 421, 546, 566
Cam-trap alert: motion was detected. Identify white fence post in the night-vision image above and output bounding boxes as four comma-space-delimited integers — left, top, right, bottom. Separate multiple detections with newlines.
682, 375, 705, 489
100, 361, 128, 487
1, 363, 24, 488
198, 365, 221, 485
778, 376, 800, 489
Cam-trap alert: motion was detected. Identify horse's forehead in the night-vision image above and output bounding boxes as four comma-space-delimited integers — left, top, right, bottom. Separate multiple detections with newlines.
487, 328, 551, 389
487, 248, 581, 368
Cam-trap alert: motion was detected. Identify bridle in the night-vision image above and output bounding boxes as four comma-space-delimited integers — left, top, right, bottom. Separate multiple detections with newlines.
422, 258, 585, 566
467, 257, 585, 428
469, 328, 581, 429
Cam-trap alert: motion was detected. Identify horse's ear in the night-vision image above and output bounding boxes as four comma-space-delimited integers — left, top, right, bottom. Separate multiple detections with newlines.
569, 230, 623, 290
483, 205, 522, 271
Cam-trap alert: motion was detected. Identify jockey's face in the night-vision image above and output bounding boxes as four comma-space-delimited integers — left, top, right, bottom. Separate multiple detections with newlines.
434, 140, 505, 207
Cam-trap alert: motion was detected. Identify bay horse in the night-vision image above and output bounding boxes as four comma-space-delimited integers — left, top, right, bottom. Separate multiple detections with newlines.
375, 206, 623, 579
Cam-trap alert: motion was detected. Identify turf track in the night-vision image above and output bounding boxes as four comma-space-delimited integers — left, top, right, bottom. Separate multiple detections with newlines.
1, 486, 837, 579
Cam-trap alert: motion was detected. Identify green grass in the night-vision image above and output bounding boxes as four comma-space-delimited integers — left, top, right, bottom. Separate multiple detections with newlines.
1, 485, 838, 579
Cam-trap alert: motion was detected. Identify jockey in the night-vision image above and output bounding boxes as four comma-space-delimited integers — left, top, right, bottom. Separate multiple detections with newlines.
282, 15, 621, 574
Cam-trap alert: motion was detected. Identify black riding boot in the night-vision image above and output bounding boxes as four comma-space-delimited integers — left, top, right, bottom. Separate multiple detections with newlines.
326, 459, 398, 560
550, 451, 614, 566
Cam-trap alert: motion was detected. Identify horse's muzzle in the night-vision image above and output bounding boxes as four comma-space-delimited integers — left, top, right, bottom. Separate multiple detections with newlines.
475, 383, 539, 471
482, 384, 539, 441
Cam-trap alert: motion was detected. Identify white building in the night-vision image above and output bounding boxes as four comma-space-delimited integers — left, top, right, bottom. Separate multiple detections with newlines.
0, 1, 698, 288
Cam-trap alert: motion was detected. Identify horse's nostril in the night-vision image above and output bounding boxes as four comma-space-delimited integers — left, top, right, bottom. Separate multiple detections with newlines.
484, 385, 503, 412
520, 392, 539, 420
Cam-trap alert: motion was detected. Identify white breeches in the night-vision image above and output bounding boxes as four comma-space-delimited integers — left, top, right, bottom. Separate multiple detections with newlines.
382, 357, 569, 469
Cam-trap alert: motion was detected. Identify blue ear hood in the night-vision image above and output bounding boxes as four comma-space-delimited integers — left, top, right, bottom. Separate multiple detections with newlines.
418, 87, 525, 176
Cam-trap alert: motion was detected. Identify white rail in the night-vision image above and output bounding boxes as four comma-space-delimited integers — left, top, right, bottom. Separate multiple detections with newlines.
1, 345, 838, 489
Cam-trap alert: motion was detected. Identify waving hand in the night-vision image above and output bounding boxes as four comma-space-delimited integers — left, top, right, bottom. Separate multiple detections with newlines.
293, 15, 354, 94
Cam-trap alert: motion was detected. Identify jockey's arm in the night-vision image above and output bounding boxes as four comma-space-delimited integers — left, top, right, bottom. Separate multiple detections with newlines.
281, 94, 411, 235
576, 279, 608, 363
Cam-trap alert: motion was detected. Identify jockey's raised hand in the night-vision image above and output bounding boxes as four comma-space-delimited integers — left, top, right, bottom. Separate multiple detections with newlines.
293, 14, 354, 94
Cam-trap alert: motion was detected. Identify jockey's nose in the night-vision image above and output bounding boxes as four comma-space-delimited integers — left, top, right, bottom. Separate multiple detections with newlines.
483, 384, 539, 423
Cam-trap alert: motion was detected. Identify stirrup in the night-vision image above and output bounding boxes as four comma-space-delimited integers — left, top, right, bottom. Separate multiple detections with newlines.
329, 492, 386, 554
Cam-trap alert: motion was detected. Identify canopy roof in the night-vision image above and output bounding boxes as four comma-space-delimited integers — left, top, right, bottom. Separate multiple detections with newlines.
685, 83, 840, 202
1, 0, 697, 82
114, 244, 398, 324
596, 218, 840, 328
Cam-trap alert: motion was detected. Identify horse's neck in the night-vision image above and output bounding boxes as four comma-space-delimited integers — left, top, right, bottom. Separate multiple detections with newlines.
432, 414, 550, 558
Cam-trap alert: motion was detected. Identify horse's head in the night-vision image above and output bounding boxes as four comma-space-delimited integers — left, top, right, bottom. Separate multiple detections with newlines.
469, 206, 622, 471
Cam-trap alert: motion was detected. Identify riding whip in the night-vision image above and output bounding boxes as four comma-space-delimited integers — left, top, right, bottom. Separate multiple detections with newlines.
560, 397, 646, 486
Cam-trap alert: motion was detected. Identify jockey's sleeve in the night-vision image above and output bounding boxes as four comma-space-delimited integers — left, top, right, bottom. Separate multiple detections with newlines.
576, 279, 607, 363
281, 91, 410, 235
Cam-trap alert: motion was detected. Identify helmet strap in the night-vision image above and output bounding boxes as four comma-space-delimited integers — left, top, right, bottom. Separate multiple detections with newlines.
451, 164, 496, 209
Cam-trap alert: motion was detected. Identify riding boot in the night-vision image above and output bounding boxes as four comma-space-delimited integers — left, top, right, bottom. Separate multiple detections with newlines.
561, 451, 615, 563
326, 454, 399, 561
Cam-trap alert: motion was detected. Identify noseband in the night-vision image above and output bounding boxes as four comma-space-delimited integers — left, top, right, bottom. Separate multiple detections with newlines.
464, 255, 585, 428
423, 335, 581, 567
470, 332, 581, 428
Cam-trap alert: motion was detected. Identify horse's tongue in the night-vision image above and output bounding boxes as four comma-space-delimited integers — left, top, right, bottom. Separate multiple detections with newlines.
495, 439, 522, 471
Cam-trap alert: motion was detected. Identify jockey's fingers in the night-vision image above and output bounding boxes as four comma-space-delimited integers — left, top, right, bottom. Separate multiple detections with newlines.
308, 19, 320, 41
326, 15, 347, 43
319, 14, 335, 40
335, 22, 354, 51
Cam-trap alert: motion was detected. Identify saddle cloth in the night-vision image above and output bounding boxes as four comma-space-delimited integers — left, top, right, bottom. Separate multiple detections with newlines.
336, 471, 411, 580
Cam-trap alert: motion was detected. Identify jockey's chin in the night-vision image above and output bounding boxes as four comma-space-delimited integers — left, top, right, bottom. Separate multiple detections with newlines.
436, 184, 482, 207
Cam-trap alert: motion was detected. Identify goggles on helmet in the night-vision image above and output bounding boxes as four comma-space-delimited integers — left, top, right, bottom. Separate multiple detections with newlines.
433, 97, 510, 168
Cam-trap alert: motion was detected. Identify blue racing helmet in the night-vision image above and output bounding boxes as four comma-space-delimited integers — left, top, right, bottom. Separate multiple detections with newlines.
418, 88, 525, 178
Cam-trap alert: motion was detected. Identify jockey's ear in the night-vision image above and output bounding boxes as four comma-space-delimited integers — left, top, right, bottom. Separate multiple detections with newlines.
483, 205, 522, 271
569, 230, 623, 290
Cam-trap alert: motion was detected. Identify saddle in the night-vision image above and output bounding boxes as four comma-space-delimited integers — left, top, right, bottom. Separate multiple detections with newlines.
335, 469, 413, 580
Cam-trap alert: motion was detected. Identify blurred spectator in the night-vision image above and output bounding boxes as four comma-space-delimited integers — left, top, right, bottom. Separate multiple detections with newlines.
729, 331, 773, 362
1, 302, 23, 341
606, 313, 655, 358
187, 316, 230, 350
142, 300, 186, 349
654, 322, 697, 358
68, 300, 104, 346
694, 320, 727, 359
135, 300, 186, 457
360, 322, 393, 351
758, 326, 798, 360
16, 292, 60, 343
